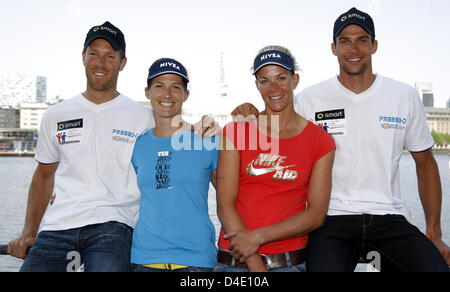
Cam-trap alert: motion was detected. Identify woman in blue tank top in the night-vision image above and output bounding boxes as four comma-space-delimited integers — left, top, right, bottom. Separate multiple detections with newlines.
131, 58, 219, 272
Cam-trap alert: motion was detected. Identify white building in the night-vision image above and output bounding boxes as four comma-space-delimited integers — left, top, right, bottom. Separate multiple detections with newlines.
0, 107, 19, 128
20, 103, 48, 130
425, 107, 450, 135
0, 74, 47, 107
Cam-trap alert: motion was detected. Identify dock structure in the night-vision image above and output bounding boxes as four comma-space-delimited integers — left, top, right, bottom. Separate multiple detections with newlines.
0, 152, 35, 157
0, 128, 37, 155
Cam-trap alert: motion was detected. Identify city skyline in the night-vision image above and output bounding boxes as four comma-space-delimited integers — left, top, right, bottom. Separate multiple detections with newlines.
1, 0, 450, 112
0, 74, 47, 107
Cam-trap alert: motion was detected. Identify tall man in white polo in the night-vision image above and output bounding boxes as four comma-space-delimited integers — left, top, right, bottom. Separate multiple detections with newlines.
297, 8, 449, 272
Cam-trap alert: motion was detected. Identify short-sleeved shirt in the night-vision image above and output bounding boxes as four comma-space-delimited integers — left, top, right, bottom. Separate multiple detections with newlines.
218, 121, 336, 255
295, 74, 435, 216
35, 94, 154, 231
131, 129, 219, 268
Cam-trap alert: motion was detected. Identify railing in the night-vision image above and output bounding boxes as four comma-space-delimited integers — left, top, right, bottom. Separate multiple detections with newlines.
2, 244, 448, 271
0, 245, 8, 255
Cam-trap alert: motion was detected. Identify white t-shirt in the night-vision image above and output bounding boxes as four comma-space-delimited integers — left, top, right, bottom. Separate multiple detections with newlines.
36, 94, 154, 231
295, 74, 434, 216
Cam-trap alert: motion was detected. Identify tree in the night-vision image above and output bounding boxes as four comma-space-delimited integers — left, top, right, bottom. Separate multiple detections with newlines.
431, 131, 450, 148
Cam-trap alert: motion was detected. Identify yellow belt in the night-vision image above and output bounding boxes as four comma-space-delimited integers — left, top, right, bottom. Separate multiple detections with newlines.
144, 264, 188, 270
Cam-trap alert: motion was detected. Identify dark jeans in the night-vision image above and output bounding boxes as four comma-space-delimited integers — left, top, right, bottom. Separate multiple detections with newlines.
20, 221, 133, 272
132, 264, 212, 273
306, 215, 449, 272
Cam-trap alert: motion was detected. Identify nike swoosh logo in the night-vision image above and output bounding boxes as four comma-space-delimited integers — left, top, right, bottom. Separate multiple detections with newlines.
247, 160, 298, 176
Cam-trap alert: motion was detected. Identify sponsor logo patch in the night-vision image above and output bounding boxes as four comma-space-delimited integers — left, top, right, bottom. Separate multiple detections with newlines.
112, 129, 139, 144
379, 116, 407, 131
315, 109, 347, 136
56, 119, 83, 145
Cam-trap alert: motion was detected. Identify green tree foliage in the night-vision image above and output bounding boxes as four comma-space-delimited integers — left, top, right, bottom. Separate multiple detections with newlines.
431, 130, 450, 147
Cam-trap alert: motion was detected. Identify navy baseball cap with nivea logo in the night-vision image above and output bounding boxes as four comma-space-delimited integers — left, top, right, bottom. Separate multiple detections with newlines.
148, 58, 189, 83
253, 50, 295, 75
84, 21, 126, 54
333, 7, 375, 41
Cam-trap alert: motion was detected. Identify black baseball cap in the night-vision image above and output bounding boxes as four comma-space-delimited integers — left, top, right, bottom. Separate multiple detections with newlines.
333, 8, 375, 41
84, 21, 126, 54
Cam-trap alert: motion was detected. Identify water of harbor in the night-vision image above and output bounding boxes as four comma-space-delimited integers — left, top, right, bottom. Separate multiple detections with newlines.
1, 155, 449, 272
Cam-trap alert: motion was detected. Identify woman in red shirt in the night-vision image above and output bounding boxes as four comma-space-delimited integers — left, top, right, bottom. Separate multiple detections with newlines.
216, 46, 336, 272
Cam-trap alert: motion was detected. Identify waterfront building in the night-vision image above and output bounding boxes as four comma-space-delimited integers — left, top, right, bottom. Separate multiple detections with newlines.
0, 128, 37, 152
19, 103, 48, 130
0, 73, 47, 107
425, 107, 450, 135
0, 107, 20, 128
415, 82, 434, 108
36, 76, 47, 104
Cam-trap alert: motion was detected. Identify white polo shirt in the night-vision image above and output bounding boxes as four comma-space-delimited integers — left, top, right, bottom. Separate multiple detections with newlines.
36, 94, 154, 231
295, 74, 434, 216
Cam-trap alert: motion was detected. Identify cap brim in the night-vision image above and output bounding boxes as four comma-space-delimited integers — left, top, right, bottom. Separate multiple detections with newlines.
253, 62, 294, 75
148, 71, 190, 83
334, 21, 374, 38
84, 35, 123, 52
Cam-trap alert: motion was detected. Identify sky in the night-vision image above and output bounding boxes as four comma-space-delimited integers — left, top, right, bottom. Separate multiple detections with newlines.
1, 0, 450, 116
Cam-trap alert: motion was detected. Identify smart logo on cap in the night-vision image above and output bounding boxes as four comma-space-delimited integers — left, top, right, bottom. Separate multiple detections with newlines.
334, 7, 375, 41
341, 13, 366, 22
93, 25, 118, 35
84, 21, 126, 54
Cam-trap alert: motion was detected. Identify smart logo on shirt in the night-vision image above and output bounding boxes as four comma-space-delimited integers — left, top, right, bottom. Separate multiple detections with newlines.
56, 119, 83, 145
315, 109, 347, 136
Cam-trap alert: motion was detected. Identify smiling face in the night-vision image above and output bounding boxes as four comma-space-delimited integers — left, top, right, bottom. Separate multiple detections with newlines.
332, 24, 378, 77
146, 74, 189, 119
255, 65, 299, 113
82, 38, 127, 93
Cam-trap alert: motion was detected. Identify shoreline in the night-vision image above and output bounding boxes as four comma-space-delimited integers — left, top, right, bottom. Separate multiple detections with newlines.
403, 149, 449, 155
0, 153, 35, 157
431, 149, 450, 155
0, 149, 449, 158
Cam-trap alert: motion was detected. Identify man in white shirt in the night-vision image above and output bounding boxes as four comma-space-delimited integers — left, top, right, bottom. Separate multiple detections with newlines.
233, 8, 449, 272
8, 21, 218, 272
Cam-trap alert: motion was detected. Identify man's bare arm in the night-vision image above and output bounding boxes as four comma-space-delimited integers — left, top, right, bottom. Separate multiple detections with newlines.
411, 149, 450, 264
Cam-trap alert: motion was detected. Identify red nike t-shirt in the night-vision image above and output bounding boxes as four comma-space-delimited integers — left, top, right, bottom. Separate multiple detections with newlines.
218, 121, 336, 255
